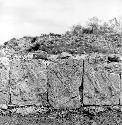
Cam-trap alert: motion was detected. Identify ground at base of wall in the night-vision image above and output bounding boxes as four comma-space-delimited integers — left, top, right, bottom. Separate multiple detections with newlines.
0, 108, 122, 125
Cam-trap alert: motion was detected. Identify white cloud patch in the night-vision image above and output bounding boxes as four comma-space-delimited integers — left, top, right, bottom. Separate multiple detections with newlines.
0, 0, 121, 44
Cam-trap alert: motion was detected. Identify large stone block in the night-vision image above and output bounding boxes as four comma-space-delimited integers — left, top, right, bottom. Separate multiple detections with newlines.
47, 58, 83, 109
0, 57, 9, 105
83, 60, 121, 105
10, 55, 48, 106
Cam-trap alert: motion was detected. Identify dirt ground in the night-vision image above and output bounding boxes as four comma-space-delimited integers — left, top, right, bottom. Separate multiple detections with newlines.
0, 109, 121, 125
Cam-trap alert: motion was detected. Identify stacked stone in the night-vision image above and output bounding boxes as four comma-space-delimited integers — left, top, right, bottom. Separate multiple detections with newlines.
0, 48, 121, 114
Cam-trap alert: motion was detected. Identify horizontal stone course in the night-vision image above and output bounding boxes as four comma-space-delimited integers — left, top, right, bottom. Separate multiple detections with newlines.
0, 52, 121, 110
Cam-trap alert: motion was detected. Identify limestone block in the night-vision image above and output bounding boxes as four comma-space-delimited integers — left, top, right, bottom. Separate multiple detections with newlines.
47, 58, 83, 109
84, 61, 120, 105
0, 57, 9, 105
88, 53, 107, 64
10, 56, 48, 106
10, 56, 26, 84
104, 62, 122, 73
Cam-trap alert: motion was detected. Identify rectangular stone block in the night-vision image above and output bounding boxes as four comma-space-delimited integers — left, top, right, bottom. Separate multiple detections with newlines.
47, 58, 83, 109
10, 56, 48, 106
0, 62, 9, 105
83, 61, 121, 106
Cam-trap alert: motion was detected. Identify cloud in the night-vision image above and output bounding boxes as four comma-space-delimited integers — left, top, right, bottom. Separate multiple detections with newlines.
0, 0, 121, 44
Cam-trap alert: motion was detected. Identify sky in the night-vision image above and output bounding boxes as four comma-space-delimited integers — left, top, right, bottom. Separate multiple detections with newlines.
0, 0, 121, 44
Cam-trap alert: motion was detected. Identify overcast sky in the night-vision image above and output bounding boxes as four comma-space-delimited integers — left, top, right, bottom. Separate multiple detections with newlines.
0, 0, 121, 44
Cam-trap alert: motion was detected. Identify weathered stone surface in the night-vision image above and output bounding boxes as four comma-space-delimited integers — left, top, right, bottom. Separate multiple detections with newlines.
84, 57, 121, 105
0, 49, 121, 110
10, 55, 48, 106
0, 57, 9, 105
11, 106, 48, 115
87, 53, 107, 65
47, 58, 83, 109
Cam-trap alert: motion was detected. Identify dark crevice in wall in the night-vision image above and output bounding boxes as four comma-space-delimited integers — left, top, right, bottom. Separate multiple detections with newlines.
79, 60, 84, 106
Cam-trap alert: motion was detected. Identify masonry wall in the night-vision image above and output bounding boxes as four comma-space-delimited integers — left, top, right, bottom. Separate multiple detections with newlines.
0, 52, 121, 110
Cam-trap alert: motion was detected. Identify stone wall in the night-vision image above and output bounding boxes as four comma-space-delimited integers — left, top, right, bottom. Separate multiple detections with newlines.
0, 50, 121, 110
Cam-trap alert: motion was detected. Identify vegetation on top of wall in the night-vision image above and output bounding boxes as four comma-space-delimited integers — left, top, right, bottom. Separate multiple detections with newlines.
3, 17, 122, 55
